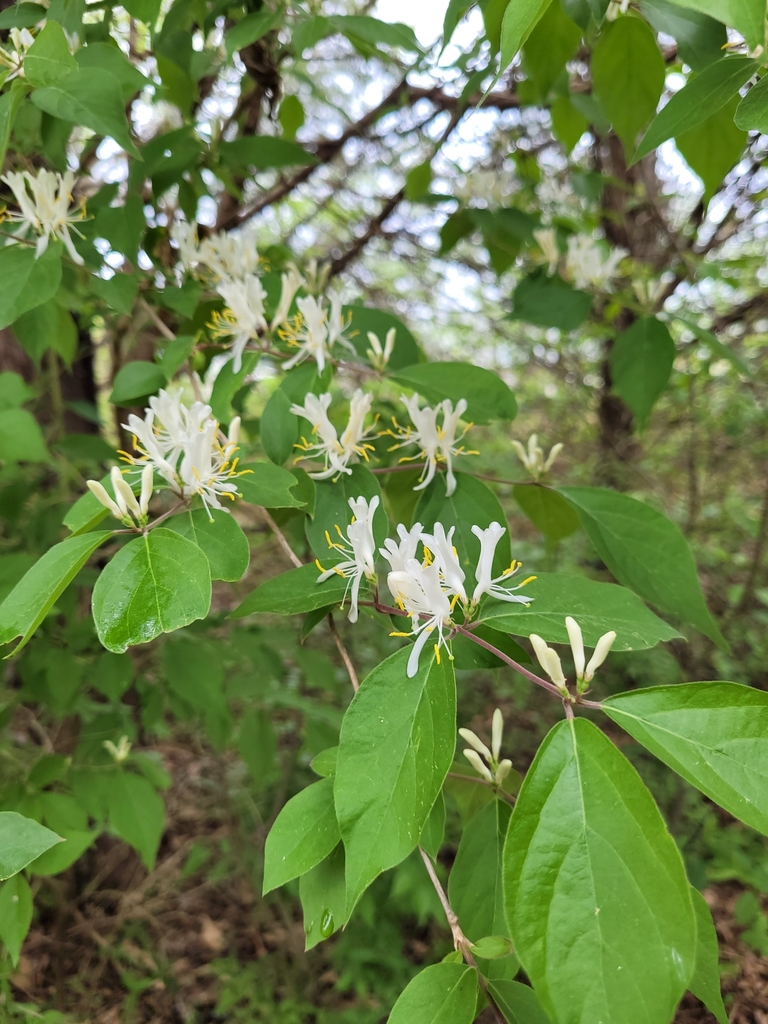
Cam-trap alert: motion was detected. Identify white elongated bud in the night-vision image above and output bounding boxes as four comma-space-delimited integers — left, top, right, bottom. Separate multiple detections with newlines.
227, 416, 241, 453
495, 758, 512, 783
584, 630, 617, 682
511, 439, 529, 469
544, 442, 564, 472
565, 616, 585, 679
463, 748, 494, 783
139, 463, 154, 516
366, 330, 382, 357
111, 466, 141, 518
87, 480, 124, 520
458, 727, 492, 762
383, 327, 396, 363
492, 708, 503, 762
529, 633, 551, 673
530, 633, 567, 691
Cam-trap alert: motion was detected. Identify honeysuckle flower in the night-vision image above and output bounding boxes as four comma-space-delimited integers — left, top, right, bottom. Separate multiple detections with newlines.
87, 479, 130, 524
459, 709, 512, 785
565, 234, 627, 291
139, 464, 154, 517
170, 221, 199, 271
511, 433, 563, 481
366, 327, 396, 371
103, 736, 132, 763
387, 394, 475, 497
387, 557, 454, 677
421, 523, 467, 604
463, 748, 494, 782
565, 616, 617, 693
0, 27, 35, 82
271, 264, 304, 331
380, 521, 423, 573
282, 294, 356, 373
459, 727, 492, 762
470, 522, 536, 605
303, 257, 331, 295
529, 633, 568, 696
196, 229, 261, 282
2, 169, 85, 263
291, 389, 376, 480
210, 274, 268, 371
533, 227, 559, 274
315, 495, 379, 623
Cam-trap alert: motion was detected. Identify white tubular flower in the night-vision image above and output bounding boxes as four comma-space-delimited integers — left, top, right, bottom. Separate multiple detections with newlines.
271, 264, 304, 331
492, 708, 503, 762
584, 629, 617, 683
533, 227, 559, 274
303, 257, 331, 295
458, 727, 492, 762
387, 394, 475, 498
316, 495, 379, 623
139, 464, 154, 517
196, 229, 261, 283
177, 418, 242, 514
440, 399, 471, 497
529, 633, 568, 693
211, 274, 268, 372
387, 558, 454, 678
421, 523, 467, 603
87, 480, 126, 522
0, 28, 34, 82
565, 234, 627, 291
511, 434, 563, 481
366, 328, 396, 371
111, 466, 141, 519
2, 169, 85, 263
463, 748, 494, 783
291, 389, 376, 480
380, 521, 423, 573
565, 616, 585, 680
283, 295, 331, 374
326, 292, 355, 355
170, 221, 199, 271
470, 522, 535, 606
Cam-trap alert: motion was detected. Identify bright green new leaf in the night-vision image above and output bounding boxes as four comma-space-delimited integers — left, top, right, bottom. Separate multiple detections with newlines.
109, 360, 167, 406
735, 73, 768, 132
0, 408, 48, 463
633, 56, 757, 163
391, 362, 517, 424
108, 770, 165, 869
388, 963, 479, 1024
513, 484, 581, 543
523, 0, 581, 100
237, 462, 305, 508
510, 271, 592, 332
231, 563, 349, 618
0, 242, 62, 330
0, 812, 62, 879
218, 136, 316, 171
640, 0, 726, 70
164, 509, 250, 582
260, 387, 298, 466
92, 528, 212, 653
448, 798, 513, 943
677, 96, 746, 200
306, 464, 387, 560
344, 305, 421, 369
76, 43, 150, 100
225, 7, 283, 55
671, 0, 764, 49
500, 0, 554, 74
0, 874, 32, 965
487, 980, 551, 1024
0, 531, 111, 655
300, 842, 347, 949
335, 647, 456, 912
29, 828, 97, 876
504, 718, 696, 1024
559, 486, 725, 646
603, 682, 768, 835
609, 316, 675, 425
592, 17, 665, 152
689, 888, 728, 1024
263, 776, 341, 893
23, 21, 76, 88
469, 935, 515, 960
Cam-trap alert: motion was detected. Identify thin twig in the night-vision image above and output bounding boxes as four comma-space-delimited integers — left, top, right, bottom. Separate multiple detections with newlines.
260, 508, 302, 568
328, 613, 359, 691
446, 771, 515, 806
139, 298, 175, 341
457, 625, 565, 698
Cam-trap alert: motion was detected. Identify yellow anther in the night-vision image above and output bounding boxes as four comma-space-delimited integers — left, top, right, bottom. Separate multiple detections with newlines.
434, 644, 441, 664
389, 631, 412, 637
519, 575, 537, 586
315, 558, 326, 573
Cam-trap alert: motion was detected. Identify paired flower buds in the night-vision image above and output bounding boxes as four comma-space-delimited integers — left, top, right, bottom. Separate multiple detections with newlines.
460, 709, 512, 786
103, 735, 132, 763
511, 433, 563, 481
530, 616, 617, 698
366, 327, 396, 372
88, 465, 154, 529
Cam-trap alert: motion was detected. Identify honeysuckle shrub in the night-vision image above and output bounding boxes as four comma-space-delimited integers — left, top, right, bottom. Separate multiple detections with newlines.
0, 0, 766, 1021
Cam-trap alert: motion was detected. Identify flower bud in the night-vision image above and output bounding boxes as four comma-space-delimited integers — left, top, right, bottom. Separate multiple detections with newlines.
139, 464, 154, 517
529, 633, 568, 692
463, 748, 494, 783
87, 480, 123, 520
584, 630, 617, 682
458, 727, 492, 762
565, 616, 585, 679
491, 708, 503, 762
544, 442, 564, 472
495, 758, 512, 784
111, 466, 141, 518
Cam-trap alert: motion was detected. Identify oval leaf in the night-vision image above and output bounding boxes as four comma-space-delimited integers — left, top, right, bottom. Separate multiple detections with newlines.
448, 798, 514, 944
0, 811, 62, 880
609, 317, 675, 425
391, 362, 517, 424
231, 563, 349, 618
389, 963, 478, 1024
263, 776, 340, 893
164, 508, 250, 582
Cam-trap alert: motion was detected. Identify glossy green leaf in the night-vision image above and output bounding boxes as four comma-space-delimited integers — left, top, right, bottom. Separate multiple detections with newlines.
671, 0, 764, 48
640, 0, 726, 69
678, 96, 746, 200
0, 242, 62, 330
603, 681, 768, 835
109, 360, 167, 405
500, 0, 554, 73
0, 408, 48, 463
735, 73, 768, 132
488, 980, 551, 1024
0, 874, 32, 964
0, 811, 62, 879
24, 20, 76, 87
633, 56, 757, 163
689, 888, 727, 1024
237, 462, 305, 508
389, 963, 479, 1024
231, 563, 349, 618
306, 464, 387, 561
263, 776, 340, 893
449, 798, 513, 943
92, 528, 212, 653
558, 486, 725, 646
344, 305, 421, 369
164, 509, 250, 582
300, 842, 347, 949
335, 646, 456, 912
0, 531, 111, 655
504, 718, 696, 1024
260, 387, 298, 466
391, 362, 517, 424
218, 136, 316, 171
513, 484, 580, 543
108, 770, 165, 869
609, 316, 675, 425
510, 271, 592, 331
225, 6, 283, 54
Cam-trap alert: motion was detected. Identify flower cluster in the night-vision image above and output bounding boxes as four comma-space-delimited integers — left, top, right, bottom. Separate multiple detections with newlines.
564, 234, 626, 291
291, 390, 377, 480
386, 394, 476, 497
460, 709, 513, 786
530, 616, 616, 697
88, 466, 154, 529
280, 292, 356, 375
0, 27, 34, 83
2, 169, 85, 264
511, 433, 563, 481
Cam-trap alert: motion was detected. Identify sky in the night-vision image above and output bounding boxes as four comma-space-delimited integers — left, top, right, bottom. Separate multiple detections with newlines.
374, 0, 446, 45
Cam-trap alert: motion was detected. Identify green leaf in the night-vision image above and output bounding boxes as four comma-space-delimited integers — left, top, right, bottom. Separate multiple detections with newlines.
469, 935, 515, 960
238, 708, 277, 781
0, 374, 32, 410
523, 0, 581, 100
558, 486, 725, 646
335, 646, 456, 912
91, 273, 140, 316
603, 682, 768, 835
92, 528, 212, 653
487, 980, 551, 1024
633, 56, 757, 163
263, 777, 340, 893
640, 0, 727, 70
479, 571, 681, 649
108, 770, 165, 869
0, 409, 48, 463
164, 509, 249, 582
592, 16, 665, 152
677, 96, 747, 201
24, 21, 77, 87
0, 242, 63, 330
0, 531, 111, 655
260, 387, 298, 466
513, 484, 580, 543
278, 94, 305, 140
109, 360, 167, 405
675, 316, 750, 376
671, 0, 764, 48
448, 799, 513, 943
344, 305, 421, 369
510, 271, 592, 331
94, 195, 145, 263
121, 0, 160, 24
442, 0, 472, 48
310, 747, 338, 778
735, 72, 768, 132
504, 718, 696, 1024
420, 791, 446, 859
300, 842, 347, 949
208, 352, 258, 425
689, 888, 728, 1024
237, 462, 305, 508
218, 136, 316, 171
0, 812, 62, 879
452, 624, 531, 670
64, 475, 126, 535
31, 67, 139, 158
500, 0, 554, 73
226, 7, 283, 54
231, 563, 349, 619
550, 95, 588, 154
391, 362, 516, 424
609, 316, 675, 425
13, 300, 77, 367
306, 464, 387, 561
0, 4, 47, 28
405, 160, 433, 201
389, 963, 479, 1024
0, 79, 26, 169
29, 828, 97, 876
47, 0, 85, 37
328, 14, 422, 52
0, 874, 32, 965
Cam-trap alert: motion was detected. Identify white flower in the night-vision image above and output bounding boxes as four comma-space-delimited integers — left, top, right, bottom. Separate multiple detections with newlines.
529, 634, 568, 695
533, 227, 559, 274
387, 557, 454, 677
380, 521, 423, 573
511, 433, 563, 481
2, 169, 85, 263
170, 221, 199, 271
315, 495, 379, 623
271, 264, 304, 331
0, 28, 35, 82
103, 736, 132, 763
459, 709, 511, 785
196, 229, 261, 282
366, 327, 396, 371
454, 168, 515, 207
87, 480, 130, 524
303, 257, 331, 295
387, 394, 475, 497
491, 708, 503, 762
420, 523, 467, 604
565, 616, 617, 692
282, 294, 355, 374
211, 274, 267, 371
326, 292, 352, 350
470, 522, 536, 606
565, 234, 627, 291
291, 389, 376, 480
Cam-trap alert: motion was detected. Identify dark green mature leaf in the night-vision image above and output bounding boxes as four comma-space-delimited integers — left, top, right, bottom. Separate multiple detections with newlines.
603, 682, 768, 835
91, 273, 139, 315
164, 509, 250, 582
218, 136, 316, 171
633, 56, 757, 163
0, 3, 46, 28
609, 316, 675, 425
640, 0, 726, 69
13, 300, 77, 366
329, 14, 422, 52
306, 464, 387, 560
237, 462, 305, 508
689, 888, 728, 1024
391, 362, 517, 424
389, 963, 479, 1024
448, 799, 513, 944
420, 791, 446, 859
504, 719, 696, 1024
735, 73, 768, 132
510, 271, 592, 331
592, 17, 665, 152
0, 531, 111, 655
0, 243, 62, 329
0, 79, 25, 169
24, 21, 76, 87
260, 387, 298, 466
344, 305, 421, 369
479, 571, 681, 648
0, 812, 61, 879
672, 0, 764, 48
559, 486, 725, 646
451, 624, 531, 670
500, 0, 554, 72
32, 67, 139, 157
92, 529, 212, 653
300, 842, 347, 949
335, 647, 456, 912
513, 484, 580, 543
231, 563, 349, 618
109, 361, 167, 405
263, 777, 340, 893
0, 409, 48, 463
678, 96, 746, 201
488, 980, 551, 1024
523, 0, 581, 100
0, 874, 32, 965
108, 771, 165, 869
225, 7, 283, 54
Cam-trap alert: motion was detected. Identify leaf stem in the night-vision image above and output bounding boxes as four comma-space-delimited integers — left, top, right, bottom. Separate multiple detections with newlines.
456, 625, 564, 698
446, 771, 516, 806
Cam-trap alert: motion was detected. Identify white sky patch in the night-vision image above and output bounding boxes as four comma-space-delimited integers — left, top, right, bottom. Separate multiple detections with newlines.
374, 0, 447, 46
